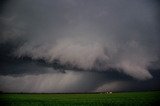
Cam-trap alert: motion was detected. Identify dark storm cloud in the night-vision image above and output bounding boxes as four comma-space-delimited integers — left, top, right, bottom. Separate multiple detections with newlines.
0, 0, 160, 92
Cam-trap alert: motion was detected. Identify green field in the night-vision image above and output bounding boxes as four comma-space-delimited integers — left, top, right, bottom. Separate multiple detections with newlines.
0, 91, 160, 106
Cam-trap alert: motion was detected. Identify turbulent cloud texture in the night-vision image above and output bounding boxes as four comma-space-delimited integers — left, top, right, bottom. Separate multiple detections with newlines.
0, 0, 160, 92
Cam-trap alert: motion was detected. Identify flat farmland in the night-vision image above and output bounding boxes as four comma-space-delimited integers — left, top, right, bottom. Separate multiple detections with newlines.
0, 91, 160, 106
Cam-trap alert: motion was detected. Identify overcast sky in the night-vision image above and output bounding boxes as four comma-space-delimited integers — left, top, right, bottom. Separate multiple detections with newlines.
0, 0, 160, 93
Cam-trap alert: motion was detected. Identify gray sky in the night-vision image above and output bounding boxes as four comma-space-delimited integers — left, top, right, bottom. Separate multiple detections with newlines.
0, 0, 160, 92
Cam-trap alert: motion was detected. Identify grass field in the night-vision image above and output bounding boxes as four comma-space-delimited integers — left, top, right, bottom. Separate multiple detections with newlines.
0, 91, 160, 106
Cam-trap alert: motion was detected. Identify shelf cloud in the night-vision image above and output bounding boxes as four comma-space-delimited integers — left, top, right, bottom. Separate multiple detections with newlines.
0, 0, 160, 92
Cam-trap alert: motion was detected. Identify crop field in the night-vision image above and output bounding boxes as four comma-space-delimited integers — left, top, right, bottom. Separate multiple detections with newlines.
0, 91, 160, 106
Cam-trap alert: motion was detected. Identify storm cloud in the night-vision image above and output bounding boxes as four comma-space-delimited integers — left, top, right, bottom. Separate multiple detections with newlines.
0, 0, 160, 92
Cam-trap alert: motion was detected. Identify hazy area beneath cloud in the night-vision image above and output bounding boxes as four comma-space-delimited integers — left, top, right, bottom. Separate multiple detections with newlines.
0, 70, 117, 93
0, 70, 159, 93
0, 0, 160, 92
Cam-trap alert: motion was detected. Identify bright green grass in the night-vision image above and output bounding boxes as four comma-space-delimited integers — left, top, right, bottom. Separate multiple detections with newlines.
0, 91, 160, 106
